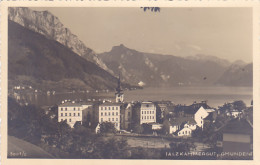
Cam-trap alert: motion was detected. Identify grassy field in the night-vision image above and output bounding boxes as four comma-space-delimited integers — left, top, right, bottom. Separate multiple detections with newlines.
8, 136, 54, 158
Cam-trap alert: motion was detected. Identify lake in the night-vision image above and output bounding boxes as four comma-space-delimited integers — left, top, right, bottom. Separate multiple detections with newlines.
15, 86, 253, 108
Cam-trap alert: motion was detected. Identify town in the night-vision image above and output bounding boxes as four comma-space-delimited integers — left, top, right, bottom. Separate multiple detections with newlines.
52, 76, 253, 159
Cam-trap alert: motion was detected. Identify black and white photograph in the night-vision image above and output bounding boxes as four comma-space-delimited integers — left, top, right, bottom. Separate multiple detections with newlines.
2, 3, 258, 162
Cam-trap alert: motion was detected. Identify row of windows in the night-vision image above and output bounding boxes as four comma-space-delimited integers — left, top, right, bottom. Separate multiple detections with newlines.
141, 116, 155, 120
60, 113, 80, 117
141, 111, 155, 114
101, 112, 119, 116
179, 130, 191, 135
60, 107, 81, 111
100, 106, 119, 111
100, 118, 119, 122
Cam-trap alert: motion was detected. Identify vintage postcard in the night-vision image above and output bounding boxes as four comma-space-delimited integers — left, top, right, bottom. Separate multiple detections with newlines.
1, 0, 259, 165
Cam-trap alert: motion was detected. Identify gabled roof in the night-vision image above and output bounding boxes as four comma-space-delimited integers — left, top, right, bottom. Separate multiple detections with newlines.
204, 112, 214, 121
222, 119, 253, 135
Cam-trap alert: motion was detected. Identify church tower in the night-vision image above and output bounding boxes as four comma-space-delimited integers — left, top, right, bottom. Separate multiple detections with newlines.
115, 74, 124, 103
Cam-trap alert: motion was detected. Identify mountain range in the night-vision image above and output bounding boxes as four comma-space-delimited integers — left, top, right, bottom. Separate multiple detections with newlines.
8, 20, 132, 91
8, 7, 252, 91
99, 44, 252, 87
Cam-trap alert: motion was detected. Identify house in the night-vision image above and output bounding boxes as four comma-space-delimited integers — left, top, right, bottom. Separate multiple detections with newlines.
169, 117, 197, 134
148, 123, 163, 130
155, 101, 173, 119
175, 105, 209, 129
98, 102, 122, 130
140, 102, 156, 124
58, 101, 92, 128
218, 119, 253, 158
177, 127, 192, 137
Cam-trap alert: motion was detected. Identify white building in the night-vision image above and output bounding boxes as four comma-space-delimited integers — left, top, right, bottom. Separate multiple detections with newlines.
98, 103, 122, 130
58, 101, 93, 128
140, 102, 156, 124
177, 127, 192, 137
194, 106, 209, 129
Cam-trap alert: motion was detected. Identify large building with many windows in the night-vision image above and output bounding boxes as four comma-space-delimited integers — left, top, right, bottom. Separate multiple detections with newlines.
140, 102, 156, 124
98, 103, 122, 130
58, 101, 93, 127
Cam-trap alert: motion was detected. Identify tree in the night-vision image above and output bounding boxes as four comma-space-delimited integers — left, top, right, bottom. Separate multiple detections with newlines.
233, 100, 246, 111
99, 122, 117, 134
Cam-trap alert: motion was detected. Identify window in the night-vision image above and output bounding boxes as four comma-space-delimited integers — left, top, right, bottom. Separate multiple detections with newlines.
69, 113, 71, 116
61, 113, 63, 116
109, 118, 110, 121
115, 123, 118, 126
101, 107, 103, 110
69, 119, 71, 122
150, 116, 152, 119
78, 108, 80, 110
101, 118, 103, 122
116, 118, 118, 121
78, 113, 80, 116
74, 113, 75, 116
61, 119, 63, 121
101, 112, 103, 116
105, 112, 107, 116
112, 112, 114, 116
74, 108, 76, 111
152, 116, 154, 119
116, 107, 118, 110
116, 112, 118, 116
108, 107, 110, 110
145, 116, 146, 119
105, 107, 107, 110
65, 113, 67, 116
112, 118, 114, 121
142, 117, 143, 119
61, 108, 63, 111
65, 108, 67, 111
108, 112, 110, 116
144, 111, 146, 114
112, 107, 114, 110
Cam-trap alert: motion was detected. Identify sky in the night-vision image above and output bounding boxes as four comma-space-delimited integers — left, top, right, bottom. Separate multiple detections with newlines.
31, 7, 252, 63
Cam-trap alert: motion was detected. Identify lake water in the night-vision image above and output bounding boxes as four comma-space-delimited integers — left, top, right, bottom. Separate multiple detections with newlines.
16, 86, 253, 108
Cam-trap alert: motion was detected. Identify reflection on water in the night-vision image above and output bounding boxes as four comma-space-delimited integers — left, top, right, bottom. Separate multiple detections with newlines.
12, 86, 253, 108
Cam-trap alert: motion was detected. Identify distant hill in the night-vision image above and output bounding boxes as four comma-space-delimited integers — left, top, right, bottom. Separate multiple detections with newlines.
8, 7, 113, 74
8, 136, 54, 158
8, 21, 132, 91
99, 44, 250, 87
215, 63, 253, 86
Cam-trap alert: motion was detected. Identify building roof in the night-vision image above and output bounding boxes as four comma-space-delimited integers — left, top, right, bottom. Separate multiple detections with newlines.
100, 102, 122, 106
174, 105, 199, 115
141, 102, 155, 108
204, 112, 214, 121
59, 102, 82, 107
170, 117, 196, 125
222, 119, 253, 135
